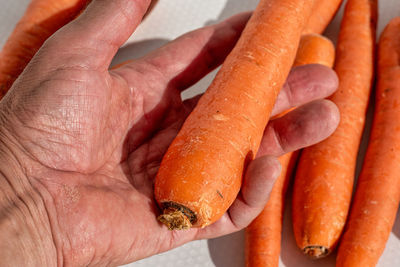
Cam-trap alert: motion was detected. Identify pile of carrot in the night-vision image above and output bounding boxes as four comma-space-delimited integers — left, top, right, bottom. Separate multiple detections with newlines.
2, 0, 400, 266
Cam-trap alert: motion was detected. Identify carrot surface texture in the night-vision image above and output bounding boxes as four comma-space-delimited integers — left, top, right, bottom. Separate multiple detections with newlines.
292, 0, 377, 259
154, 0, 315, 230
245, 33, 335, 267
336, 17, 400, 267
0, 0, 89, 97
303, 0, 344, 34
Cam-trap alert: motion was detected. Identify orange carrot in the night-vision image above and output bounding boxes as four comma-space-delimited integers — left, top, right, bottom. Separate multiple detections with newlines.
245, 33, 335, 267
303, 0, 344, 34
293, 34, 335, 68
154, 0, 315, 230
336, 17, 400, 267
292, 0, 377, 258
0, 0, 89, 97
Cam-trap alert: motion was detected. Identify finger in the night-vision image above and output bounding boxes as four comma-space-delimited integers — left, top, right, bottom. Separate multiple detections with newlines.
196, 156, 281, 239
114, 12, 251, 91
271, 64, 338, 117
228, 156, 281, 228
40, 0, 151, 69
259, 99, 340, 157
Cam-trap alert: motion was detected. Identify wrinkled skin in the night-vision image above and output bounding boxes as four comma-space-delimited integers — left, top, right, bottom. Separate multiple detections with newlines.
0, 1, 339, 266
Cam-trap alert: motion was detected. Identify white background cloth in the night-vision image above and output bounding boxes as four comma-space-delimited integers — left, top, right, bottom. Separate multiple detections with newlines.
0, 1, 399, 266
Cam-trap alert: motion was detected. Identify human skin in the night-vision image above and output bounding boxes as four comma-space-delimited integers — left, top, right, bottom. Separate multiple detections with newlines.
0, 0, 340, 266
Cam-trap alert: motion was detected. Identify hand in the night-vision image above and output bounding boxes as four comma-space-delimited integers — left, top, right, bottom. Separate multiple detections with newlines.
0, 0, 339, 266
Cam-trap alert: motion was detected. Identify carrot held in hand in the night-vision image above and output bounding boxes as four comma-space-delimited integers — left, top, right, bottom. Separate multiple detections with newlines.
245, 33, 335, 267
154, 0, 315, 230
303, 0, 344, 34
336, 17, 400, 267
0, 0, 89, 97
292, 0, 377, 258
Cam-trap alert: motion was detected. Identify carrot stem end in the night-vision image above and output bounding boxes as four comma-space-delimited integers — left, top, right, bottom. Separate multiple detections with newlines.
158, 202, 197, 230
303, 246, 330, 259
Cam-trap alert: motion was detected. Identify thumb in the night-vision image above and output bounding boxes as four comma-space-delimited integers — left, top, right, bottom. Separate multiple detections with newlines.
40, 0, 151, 70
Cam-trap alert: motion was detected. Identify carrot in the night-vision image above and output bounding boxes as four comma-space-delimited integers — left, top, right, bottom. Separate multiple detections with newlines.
245, 33, 335, 267
336, 17, 400, 267
303, 0, 344, 34
0, 0, 89, 97
292, 0, 377, 258
293, 34, 335, 68
154, 0, 315, 230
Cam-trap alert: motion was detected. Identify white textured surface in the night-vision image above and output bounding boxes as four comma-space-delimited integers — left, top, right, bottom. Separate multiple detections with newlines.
1, 1, 400, 267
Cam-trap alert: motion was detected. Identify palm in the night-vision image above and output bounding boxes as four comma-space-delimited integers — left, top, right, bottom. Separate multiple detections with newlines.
10, 61, 199, 264
0, 2, 339, 266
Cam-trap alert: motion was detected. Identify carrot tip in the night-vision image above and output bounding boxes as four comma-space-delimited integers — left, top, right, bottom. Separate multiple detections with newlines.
157, 202, 196, 230
303, 246, 330, 259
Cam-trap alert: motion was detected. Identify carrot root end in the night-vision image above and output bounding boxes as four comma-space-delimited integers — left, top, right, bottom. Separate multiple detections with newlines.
158, 202, 196, 230
303, 246, 330, 259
